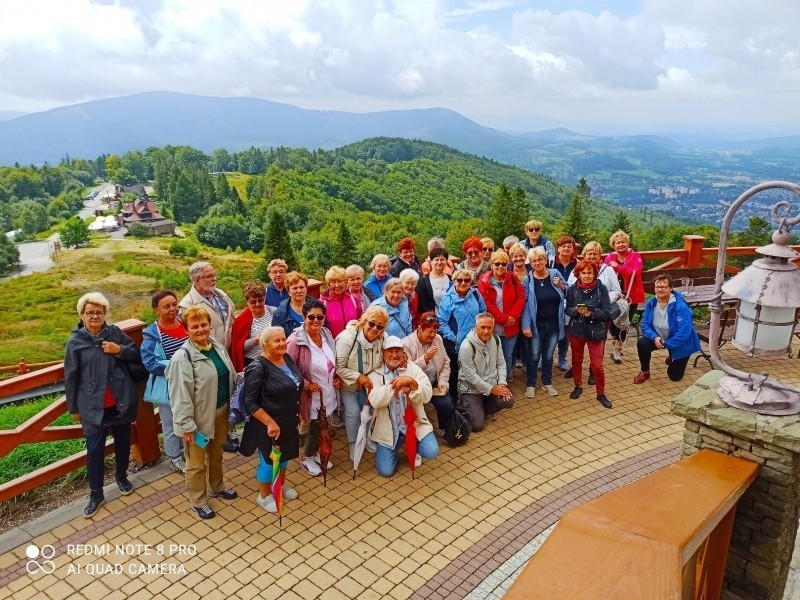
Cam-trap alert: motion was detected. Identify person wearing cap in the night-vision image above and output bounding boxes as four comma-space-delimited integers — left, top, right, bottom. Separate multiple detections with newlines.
367, 336, 438, 477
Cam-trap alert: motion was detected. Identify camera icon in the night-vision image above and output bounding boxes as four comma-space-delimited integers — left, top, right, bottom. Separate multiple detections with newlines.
25, 544, 56, 575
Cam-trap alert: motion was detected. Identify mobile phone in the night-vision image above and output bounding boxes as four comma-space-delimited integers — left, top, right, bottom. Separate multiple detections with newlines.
193, 431, 210, 448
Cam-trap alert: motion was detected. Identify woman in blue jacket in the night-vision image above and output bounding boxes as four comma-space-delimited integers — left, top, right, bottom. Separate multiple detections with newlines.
634, 273, 700, 384
369, 278, 412, 338
437, 268, 487, 395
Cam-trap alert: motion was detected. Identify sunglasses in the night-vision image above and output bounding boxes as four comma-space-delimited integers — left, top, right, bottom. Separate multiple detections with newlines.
306, 314, 325, 321
454, 278, 471, 284
466, 250, 480, 256
527, 227, 541, 232
366, 321, 385, 331
482, 247, 494, 252
421, 316, 439, 325
493, 262, 508, 267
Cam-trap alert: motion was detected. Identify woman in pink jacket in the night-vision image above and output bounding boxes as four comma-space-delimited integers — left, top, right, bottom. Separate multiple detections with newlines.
477, 250, 525, 380
319, 266, 363, 339
603, 230, 645, 364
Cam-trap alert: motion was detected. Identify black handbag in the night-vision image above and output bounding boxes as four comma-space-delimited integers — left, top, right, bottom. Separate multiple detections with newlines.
120, 359, 149, 383
442, 406, 471, 447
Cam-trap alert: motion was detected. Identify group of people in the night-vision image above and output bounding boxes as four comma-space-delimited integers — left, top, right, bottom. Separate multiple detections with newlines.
64, 224, 701, 521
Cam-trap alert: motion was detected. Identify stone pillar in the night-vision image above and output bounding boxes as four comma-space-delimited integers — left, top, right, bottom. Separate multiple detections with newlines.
672, 371, 800, 600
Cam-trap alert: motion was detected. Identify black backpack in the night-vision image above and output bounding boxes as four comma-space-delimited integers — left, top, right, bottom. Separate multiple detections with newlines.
442, 405, 471, 447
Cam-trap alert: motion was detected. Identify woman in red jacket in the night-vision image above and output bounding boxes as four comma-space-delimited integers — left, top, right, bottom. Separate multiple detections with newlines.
603, 230, 645, 364
477, 250, 525, 380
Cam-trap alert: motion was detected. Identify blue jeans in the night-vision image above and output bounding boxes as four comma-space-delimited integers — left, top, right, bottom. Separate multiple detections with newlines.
340, 389, 362, 445
376, 431, 439, 477
557, 334, 569, 363
526, 320, 560, 386
256, 450, 288, 484
158, 402, 183, 460
499, 335, 516, 379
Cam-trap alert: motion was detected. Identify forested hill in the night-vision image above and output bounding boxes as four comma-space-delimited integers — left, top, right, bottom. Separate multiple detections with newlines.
150, 137, 687, 275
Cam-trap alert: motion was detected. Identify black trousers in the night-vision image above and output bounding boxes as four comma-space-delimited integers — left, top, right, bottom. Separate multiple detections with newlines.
636, 337, 690, 381
85, 406, 131, 492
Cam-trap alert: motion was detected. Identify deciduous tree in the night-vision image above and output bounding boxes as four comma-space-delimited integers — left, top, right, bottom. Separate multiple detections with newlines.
60, 216, 90, 247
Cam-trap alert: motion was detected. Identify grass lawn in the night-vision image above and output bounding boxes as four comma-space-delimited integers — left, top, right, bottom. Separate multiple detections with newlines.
0, 235, 262, 365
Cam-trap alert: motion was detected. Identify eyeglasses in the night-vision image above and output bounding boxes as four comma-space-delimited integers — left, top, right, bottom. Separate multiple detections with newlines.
493, 262, 508, 267
454, 278, 471, 284
366, 321, 385, 331
482, 247, 494, 252
246, 297, 264, 304
83, 311, 105, 317
306, 314, 325, 321
654, 285, 671, 290
201, 273, 217, 280
527, 227, 541, 232
466, 250, 480, 256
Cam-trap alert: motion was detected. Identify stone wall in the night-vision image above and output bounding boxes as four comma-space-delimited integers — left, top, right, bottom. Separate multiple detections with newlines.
672, 371, 800, 600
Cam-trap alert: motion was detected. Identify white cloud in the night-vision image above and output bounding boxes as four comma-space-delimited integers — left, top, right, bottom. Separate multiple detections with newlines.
0, 0, 797, 134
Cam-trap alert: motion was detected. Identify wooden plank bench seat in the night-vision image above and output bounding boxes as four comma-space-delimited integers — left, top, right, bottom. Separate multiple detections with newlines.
504, 449, 759, 600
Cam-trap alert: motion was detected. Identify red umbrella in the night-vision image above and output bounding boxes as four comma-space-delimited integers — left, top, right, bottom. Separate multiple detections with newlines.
316, 390, 332, 487
403, 404, 418, 479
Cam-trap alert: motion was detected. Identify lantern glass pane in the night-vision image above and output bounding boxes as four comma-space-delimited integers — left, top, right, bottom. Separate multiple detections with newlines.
733, 301, 795, 352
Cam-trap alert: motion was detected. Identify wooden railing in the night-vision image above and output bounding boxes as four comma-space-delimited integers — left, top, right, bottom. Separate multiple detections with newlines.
0, 319, 161, 503
0, 358, 62, 380
504, 449, 760, 600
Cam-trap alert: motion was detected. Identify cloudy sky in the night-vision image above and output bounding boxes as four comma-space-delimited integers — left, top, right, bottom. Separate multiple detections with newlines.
1, 0, 798, 137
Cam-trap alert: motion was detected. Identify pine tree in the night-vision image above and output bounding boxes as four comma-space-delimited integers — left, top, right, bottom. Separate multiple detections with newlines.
332, 219, 356, 267
486, 184, 529, 243
560, 178, 592, 244
263, 210, 297, 271
607, 211, 634, 245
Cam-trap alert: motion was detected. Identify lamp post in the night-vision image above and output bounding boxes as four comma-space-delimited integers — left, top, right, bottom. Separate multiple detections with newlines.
709, 181, 800, 415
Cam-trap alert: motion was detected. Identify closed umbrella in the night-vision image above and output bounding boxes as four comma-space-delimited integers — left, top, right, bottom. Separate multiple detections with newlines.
316, 390, 332, 487
270, 445, 284, 527
352, 404, 372, 480
403, 404, 418, 479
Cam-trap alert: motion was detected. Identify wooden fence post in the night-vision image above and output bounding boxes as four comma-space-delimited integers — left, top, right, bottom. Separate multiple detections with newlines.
683, 234, 707, 268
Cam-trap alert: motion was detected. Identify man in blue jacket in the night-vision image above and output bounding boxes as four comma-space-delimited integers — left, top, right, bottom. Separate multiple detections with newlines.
634, 274, 701, 384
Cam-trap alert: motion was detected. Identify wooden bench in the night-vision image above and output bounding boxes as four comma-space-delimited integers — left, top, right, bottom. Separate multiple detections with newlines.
504, 449, 759, 600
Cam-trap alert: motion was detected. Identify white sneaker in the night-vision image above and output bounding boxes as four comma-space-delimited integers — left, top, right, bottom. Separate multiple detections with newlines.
542, 384, 558, 397
313, 453, 333, 470
300, 457, 321, 476
611, 347, 623, 364
414, 454, 422, 468
282, 486, 298, 501
366, 438, 377, 453
256, 493, 277, 513
525, 386, 536, 398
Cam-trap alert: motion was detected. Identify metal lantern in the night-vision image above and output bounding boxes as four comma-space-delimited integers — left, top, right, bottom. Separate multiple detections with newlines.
709, 181, 800, 416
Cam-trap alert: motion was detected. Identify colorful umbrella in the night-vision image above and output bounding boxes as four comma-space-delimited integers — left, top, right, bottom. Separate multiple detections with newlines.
403, 404, 418, 479
352, 404, 372, 480
270, 444, 283, 527
316, 390, 332, 487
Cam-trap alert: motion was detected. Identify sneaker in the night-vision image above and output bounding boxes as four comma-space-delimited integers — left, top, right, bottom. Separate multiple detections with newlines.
300, 456, 322, 476
170, 457, 186, 474
633, 371, 650, 384
193, 504, 215, 519
366, 438, 377, 453
597, 395, 613, 409
515, 359, 523, 369
209, 488, 238, 500
256, 493, 277, 513
611, 347, 622, 364
588, 372, 595, 386
116, 477, 133, 496
313, 453, 333, 470
569, 386, 583, 400
507, 371, 514, 383
328, 410, 344, 429
558, 358, 569, 371
414, 454, 422, 468
542, 384, 558, 397
283, 486, 299, 501
525, 386, 536, 398
564, 368, 573, 378
83, 491, 104, 518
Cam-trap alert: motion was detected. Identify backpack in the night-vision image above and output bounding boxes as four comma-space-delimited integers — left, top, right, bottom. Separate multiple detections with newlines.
442, 406, 471, 447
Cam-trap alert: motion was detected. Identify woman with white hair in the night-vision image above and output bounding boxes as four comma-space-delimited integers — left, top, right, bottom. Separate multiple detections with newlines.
370, 278, 413, 338
364, 254, 392, 301
399, 268, 420, 328
65, 292, 143, 518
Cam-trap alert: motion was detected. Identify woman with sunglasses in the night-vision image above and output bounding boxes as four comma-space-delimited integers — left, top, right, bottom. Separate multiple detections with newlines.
402, 311, 453, 436
456, 236, 490, 283
478, 250, 525, 380
437, 268, 487, 395
522, 220, 556, 268
287, 299, 341, 477
335, 305, 388, 458
231, 281, 274, 373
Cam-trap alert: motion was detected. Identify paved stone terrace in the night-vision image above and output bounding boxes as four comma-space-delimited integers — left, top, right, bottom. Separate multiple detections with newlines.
1, 344, 798, 600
